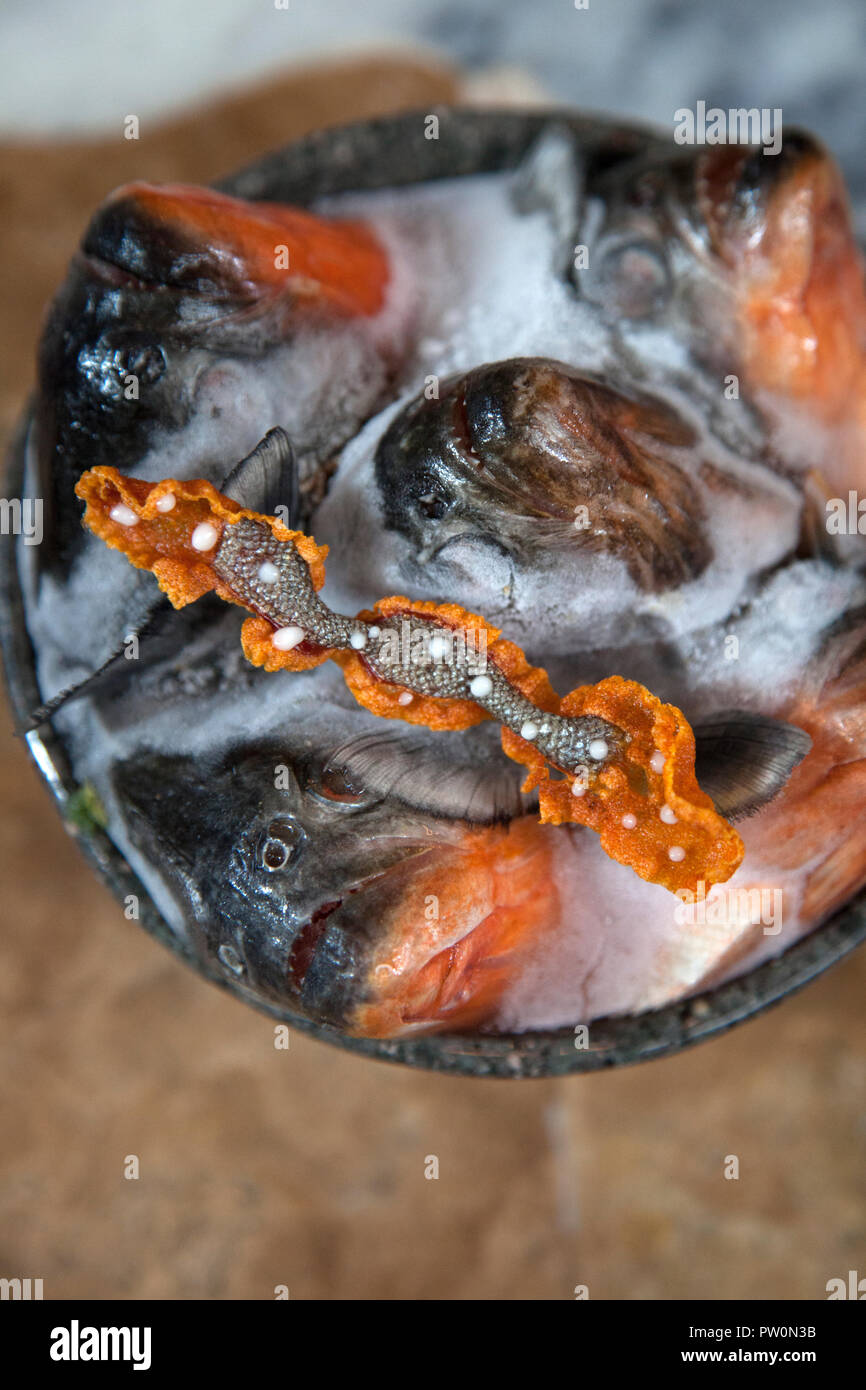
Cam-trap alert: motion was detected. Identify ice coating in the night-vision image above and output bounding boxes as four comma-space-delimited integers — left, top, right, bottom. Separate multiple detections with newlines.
20, 131, 866, 1035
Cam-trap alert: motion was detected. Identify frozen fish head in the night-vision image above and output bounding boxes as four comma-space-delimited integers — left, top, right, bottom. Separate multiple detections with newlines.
32, 181, 397, 572
318, 353, 799, 654
111, 732, 554, 1038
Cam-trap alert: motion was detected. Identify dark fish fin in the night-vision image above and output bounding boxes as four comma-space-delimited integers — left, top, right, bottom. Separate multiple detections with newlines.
511, 124, 583, 260
321, 728, 530, 825
26, 597, 178, 729
693, 711, 812, 822
221, 427, 298, 525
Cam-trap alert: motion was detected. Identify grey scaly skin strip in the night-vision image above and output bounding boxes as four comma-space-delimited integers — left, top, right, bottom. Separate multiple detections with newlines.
214, 518, 624, 779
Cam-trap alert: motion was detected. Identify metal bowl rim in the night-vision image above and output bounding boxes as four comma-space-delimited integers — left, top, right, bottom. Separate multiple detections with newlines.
2, 105, 864, 1078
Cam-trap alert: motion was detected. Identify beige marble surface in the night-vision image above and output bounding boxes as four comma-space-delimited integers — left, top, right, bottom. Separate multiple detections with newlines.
2, 713, 864, 1300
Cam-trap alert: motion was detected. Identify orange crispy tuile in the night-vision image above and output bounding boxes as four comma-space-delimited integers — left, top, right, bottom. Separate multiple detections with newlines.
239, 615, 330, 673
75, 466, 328, 608
333, 598, 562, 732
336, 597, 499, 731
502, 676, 743, 893
76, 466, 743, 894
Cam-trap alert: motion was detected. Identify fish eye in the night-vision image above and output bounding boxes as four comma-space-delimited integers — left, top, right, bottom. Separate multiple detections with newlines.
415, 488, 452, 521
258, 817, 304, 872
307, 760, 380, 810
581, 238, 671, 319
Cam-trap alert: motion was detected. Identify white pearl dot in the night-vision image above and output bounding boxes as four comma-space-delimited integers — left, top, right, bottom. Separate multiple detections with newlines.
621, 813, 637, 829
191, 521, 219, 551
588, 738, 609, 761
109, 503, 138, 527
272, 625, 305, 651
258, 560, 279, 584
660, 804, 677, 824
469, 674, 493, 698
155, 492, 176, 513
429, 634, 450, 660
368, 626, 380, 638
397, 692, 413, 706
650, 751, 666, 774
520, 721, 539, 741
668, 846, 686, 863
571, 778, 587, 797
349, 630, 367, 650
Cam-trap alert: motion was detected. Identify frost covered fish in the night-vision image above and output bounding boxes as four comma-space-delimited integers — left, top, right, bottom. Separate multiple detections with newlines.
33, 180, 402, 568
111, 707, 557, 1038
21, 177, 413, 699
11, 110, 866, 1041
316, 131, 866, 654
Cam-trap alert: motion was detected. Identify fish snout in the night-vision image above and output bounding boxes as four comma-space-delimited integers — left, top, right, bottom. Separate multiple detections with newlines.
81, 181, 389, 314
693, 133, 866, 428
213, 763, 472, 1012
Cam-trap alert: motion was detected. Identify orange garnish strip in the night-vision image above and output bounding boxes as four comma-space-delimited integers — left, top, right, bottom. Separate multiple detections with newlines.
76, 466, 744, 894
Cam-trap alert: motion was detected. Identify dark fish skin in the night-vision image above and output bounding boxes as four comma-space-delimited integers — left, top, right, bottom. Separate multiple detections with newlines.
34, 253, 196, 570
570, 132, 813, 345
508, 127, 861, 450
374, 356, 710, 593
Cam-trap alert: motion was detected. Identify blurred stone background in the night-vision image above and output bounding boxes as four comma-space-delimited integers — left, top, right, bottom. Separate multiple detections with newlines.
4, 0, 866, 229
1, 1, 864, 1300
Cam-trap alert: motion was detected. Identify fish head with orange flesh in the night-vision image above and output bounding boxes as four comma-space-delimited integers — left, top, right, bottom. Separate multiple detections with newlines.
576, 130, 866, 489
109, 723, 557, 1039
32, 181, 397, 574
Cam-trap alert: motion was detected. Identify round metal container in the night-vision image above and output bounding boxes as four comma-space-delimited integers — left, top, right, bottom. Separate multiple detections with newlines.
3, 108, 865, 1077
